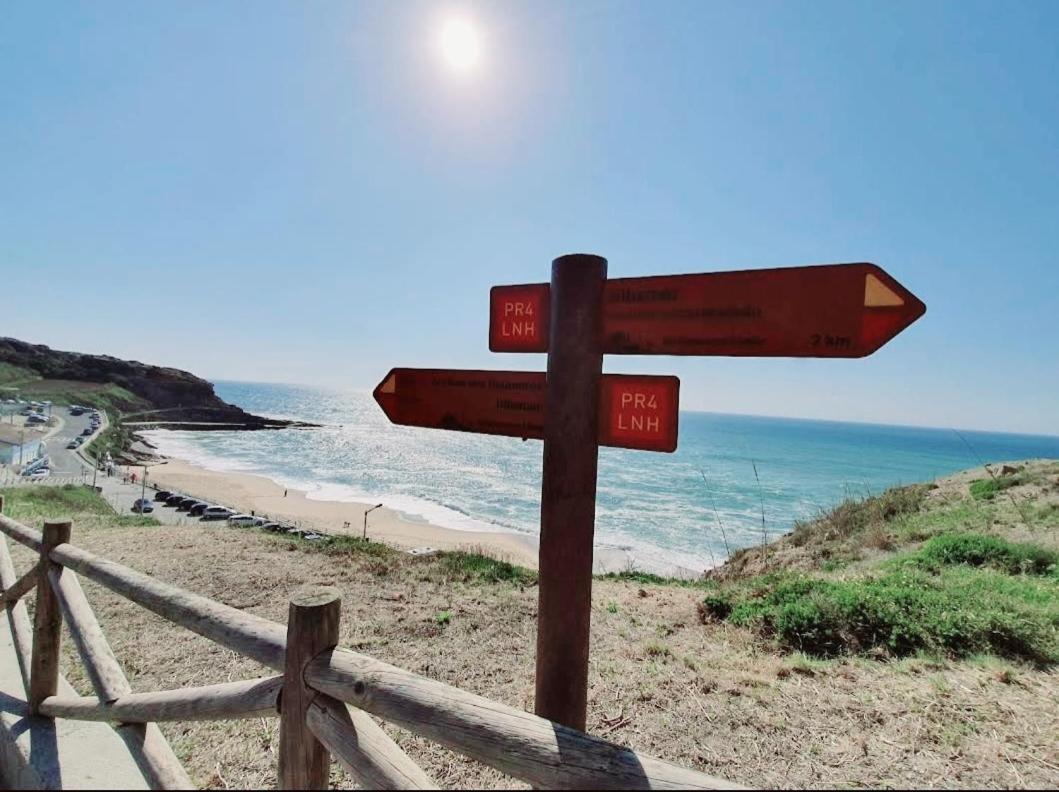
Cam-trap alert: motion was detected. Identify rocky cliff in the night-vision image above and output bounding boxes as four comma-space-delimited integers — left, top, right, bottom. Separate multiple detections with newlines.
0, 336, 308, 428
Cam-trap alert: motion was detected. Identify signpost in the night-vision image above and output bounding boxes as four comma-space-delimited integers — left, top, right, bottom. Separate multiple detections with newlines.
490, 262, 925, 358
377, 255, 925, 731
373, 367, 678, 452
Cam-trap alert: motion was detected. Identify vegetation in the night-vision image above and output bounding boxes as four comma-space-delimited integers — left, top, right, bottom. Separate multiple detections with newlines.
0, 484, 159, 527
969, 475, 1018, 501
434, 550, 538, 585
788, 483, 928, 547
699, 461, 1059, 666
701, 563, 1058, 665
597, 569, 711, 588
1, 483, 115, 517
0, 365, 146, 415
84, 420, 136, 461
902, 533, 1057, 577
0, 362, 41, 388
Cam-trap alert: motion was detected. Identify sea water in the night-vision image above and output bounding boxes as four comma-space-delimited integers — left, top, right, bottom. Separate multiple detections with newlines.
142, 381, 1059, 573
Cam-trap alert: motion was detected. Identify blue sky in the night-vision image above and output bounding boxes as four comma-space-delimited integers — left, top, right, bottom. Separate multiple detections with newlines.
2, 1, 1057, 435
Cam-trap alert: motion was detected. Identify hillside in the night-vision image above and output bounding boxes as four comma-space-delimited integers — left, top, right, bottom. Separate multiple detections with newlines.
700, 459, 1059, 664
0, 336, 304, 428
0, 461, 1056, 788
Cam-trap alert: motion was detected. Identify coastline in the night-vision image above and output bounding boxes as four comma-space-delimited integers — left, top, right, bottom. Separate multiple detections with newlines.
143, 456, 677, 575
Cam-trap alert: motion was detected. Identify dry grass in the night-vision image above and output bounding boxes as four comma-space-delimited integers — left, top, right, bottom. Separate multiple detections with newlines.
5, 510, 1058, 789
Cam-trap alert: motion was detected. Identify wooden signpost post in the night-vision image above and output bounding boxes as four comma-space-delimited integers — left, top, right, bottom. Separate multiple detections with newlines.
376, 253, 925, 731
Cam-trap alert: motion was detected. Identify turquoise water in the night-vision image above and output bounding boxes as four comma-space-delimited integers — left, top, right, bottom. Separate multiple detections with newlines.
143, 381, 1059, 572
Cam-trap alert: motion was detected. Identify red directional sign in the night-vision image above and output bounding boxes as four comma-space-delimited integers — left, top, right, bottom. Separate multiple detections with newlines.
489, 284, 549, 353
374, 368, 678, 452
489, 262, 925, 357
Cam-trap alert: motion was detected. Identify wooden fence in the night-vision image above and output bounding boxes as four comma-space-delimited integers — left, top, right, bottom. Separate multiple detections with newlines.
0, 494, 742, 790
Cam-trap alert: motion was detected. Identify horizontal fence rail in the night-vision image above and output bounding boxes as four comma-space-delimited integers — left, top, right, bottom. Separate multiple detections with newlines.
40, 677, 283, 723
0, 493, 744, 791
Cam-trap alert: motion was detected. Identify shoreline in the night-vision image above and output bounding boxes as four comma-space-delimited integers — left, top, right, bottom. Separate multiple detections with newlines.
143, 456, 690, 575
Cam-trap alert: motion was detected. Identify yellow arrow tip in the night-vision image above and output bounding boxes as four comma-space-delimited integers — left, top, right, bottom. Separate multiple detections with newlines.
864, 273, 904, 307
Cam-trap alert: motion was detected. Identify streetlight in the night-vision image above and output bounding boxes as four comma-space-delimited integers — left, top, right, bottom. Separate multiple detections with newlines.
363, 503, 384, 541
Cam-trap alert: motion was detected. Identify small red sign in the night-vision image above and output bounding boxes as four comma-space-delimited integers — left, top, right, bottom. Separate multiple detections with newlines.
598, 374, 679, 453
374, 368, 679, 452
489, 284, 550, 353
489, 263, 925, 358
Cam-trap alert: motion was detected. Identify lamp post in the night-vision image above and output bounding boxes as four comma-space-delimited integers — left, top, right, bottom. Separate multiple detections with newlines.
362, 503, 384, 541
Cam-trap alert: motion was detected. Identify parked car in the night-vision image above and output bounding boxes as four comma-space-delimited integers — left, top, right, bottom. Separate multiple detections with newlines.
27, 414, 48, 425
188, 502, 211, 516
201, 506, 234, 521
66, 440, 79, 449
132, 499, 154, 514
176, 497, 200, 511
164, 493, 186, 506
228, 514, 265, 527
81, 427, 93, 436
260, 522, 286, 533
154, 490, 173, 502
69, 406, 85, 416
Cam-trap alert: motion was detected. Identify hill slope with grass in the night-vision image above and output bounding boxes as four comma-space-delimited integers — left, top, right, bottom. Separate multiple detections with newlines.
1, 463, 1056, 788
701, 459, 1059, 665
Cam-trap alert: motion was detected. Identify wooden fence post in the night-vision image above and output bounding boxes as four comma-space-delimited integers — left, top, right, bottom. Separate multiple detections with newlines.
30, 519, 71, 713
279, 586, 341, 789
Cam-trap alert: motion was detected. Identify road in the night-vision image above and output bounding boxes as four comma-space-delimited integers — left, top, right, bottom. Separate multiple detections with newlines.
3, 405, 203, 527
44, 410, 99, 476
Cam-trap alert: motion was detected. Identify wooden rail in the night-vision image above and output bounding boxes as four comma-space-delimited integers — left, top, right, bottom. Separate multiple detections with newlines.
0, 492, 745, 790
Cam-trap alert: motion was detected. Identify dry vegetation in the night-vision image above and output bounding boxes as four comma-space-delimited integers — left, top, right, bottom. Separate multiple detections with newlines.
2, 463, 1058, 789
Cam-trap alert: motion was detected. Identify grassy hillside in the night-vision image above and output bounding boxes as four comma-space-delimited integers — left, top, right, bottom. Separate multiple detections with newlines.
700, 460, 1059, 665
0, 359, 148, 415
0, 361, 41, 387
1, 465, 1056, 789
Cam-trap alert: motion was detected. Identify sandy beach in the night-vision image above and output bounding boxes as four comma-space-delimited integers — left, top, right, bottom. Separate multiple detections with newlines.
142, 456, 672, 574
144, 457, 543, 568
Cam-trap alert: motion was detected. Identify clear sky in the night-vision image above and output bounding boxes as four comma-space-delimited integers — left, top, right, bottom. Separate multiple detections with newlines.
2, 1, 1057, 435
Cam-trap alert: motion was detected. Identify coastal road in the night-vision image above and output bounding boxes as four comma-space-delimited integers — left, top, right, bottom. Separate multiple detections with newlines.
45, 410, 99, 476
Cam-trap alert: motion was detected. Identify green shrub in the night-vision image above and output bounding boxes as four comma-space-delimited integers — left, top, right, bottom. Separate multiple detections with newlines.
435, 551, 537, 585
969, 477, 1016, 500
0, 484, 112, 519
709, 566, 1058, 664
700, 592, 733, 621
907, 533, 1057, 576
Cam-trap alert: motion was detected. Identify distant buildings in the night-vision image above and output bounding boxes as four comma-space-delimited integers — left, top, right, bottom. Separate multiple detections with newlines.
0, 424, 46, 465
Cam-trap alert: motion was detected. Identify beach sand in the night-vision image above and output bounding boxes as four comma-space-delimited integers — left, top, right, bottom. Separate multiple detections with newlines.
144, 457, 656, 573
145, 458, 543, 568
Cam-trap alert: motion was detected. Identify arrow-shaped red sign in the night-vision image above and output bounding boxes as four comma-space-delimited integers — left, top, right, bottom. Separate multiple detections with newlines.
374, 368, 679, 452
490, 262, 925, 357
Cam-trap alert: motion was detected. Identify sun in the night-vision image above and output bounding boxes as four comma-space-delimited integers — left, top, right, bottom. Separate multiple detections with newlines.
438, 17, 482, 74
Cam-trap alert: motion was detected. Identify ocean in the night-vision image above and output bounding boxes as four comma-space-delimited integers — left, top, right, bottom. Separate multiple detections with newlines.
142, 381, 1059, 573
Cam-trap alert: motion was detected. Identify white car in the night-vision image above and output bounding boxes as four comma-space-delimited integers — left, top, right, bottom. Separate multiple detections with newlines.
227, 514, 265, 527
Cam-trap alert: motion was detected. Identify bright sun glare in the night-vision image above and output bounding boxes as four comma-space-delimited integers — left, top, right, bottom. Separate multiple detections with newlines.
439, 18, 481, 73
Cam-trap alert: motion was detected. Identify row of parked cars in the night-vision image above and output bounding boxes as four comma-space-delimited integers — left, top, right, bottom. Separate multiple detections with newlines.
146, 490, 327, 539
66, 411, 102, 449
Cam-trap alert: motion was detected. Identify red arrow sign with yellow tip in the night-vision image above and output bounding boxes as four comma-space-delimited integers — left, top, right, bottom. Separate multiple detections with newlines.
490, 262, 925, 357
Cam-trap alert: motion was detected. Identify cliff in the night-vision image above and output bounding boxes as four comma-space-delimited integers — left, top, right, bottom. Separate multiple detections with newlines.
0, 337, 310, 428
